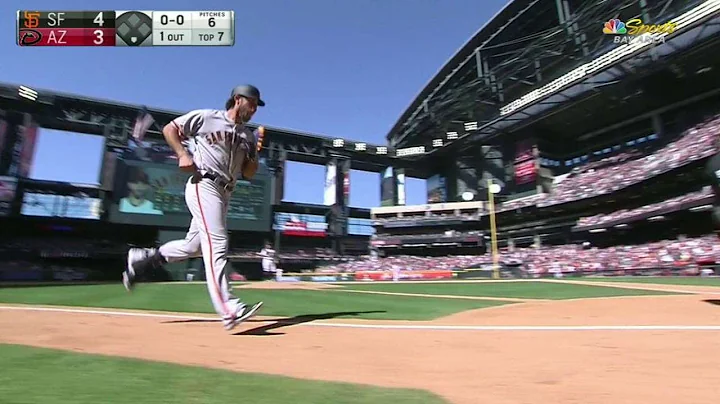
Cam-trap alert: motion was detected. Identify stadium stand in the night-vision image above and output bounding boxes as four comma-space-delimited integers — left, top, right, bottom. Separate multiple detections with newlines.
2, 1, 720, 283
575, 186, 713, 230
538, 115, 720, 207
316, 234, 720, 277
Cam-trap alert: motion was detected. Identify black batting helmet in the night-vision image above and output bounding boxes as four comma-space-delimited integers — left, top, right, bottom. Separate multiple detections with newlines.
231, 84, 265, 106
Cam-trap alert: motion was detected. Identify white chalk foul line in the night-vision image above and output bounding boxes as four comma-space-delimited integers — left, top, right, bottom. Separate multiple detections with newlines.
2, 305, 720, 331
0, 305, 214, 321
307, 323, 720, 331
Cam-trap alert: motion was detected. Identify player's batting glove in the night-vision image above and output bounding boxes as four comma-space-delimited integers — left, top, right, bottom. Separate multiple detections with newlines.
246, 126, 264, 161
255, 126, 265, 153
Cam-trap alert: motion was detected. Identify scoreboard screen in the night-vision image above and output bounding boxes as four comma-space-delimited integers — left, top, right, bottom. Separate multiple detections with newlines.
16, 10, 235, 47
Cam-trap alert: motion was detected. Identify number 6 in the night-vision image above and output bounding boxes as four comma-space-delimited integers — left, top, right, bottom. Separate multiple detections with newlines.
209, 17, 215, 27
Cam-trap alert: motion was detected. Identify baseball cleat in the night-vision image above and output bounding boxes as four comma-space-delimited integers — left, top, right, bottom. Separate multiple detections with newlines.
224, 301, 264, 331
123, 248, 155, 292
122, 270, 135, 292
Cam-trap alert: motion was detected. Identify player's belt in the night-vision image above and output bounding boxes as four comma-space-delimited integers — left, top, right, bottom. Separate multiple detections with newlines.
200, 172, 234, 192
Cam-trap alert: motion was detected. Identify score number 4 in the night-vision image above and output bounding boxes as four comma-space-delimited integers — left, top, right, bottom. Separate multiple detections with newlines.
92, 12, 105, 45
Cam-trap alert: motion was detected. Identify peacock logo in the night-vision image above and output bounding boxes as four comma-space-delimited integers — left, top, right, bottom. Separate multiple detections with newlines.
603, 18, 627, 34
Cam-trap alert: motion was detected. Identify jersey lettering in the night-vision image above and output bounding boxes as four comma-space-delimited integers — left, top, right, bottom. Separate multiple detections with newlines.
203, 131, 236, 145
173, 109, 255, 183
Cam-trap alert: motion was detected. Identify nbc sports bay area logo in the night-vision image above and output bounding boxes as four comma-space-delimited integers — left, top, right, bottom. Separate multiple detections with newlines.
603, 18, 676, 44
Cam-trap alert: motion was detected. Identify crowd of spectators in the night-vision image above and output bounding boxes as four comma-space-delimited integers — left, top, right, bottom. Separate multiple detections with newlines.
576, 187, 713, 228
495, 235, 720, 275
373, 211, 482, 224
229, 247, 344, 260
373, 230, 481, 241
498, 193, 546, 212
310, 234, 720, 275
316, 254, 485, 273
538, 115, 720, 207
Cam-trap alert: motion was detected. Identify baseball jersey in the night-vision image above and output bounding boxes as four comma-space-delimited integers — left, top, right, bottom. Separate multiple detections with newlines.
171, 109, 257, 184
260, 247, 275, 261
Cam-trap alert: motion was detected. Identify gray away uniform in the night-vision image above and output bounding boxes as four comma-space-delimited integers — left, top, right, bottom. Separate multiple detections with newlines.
157, 109, 257, 321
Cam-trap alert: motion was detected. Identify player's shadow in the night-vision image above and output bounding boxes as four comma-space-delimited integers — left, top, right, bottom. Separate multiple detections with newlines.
234, 310, 386, 337
162, 318, 222, 324
703, 299, 720, 306
160, 310, 386, 336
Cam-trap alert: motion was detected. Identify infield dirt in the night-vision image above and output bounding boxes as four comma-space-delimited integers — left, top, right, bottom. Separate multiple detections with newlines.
2, 282, 720, 404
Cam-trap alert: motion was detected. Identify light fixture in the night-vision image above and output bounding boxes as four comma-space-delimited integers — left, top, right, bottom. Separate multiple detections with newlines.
18, 85, 37, 101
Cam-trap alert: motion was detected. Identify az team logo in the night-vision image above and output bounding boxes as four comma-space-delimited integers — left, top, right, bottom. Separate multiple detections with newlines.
603, 18, 627, 34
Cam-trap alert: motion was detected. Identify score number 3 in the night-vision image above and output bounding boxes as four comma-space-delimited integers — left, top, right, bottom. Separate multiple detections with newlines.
91, 12, 106, 45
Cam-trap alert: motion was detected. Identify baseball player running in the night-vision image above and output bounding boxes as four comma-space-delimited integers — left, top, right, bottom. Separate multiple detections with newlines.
122, 84, 266, 331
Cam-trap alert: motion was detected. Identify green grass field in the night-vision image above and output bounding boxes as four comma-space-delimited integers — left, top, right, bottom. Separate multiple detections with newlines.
0, 280, 689, 404
0, 283, 509, 321
0, 344, 447, 404
343, 280, 675, 299
577, 276, 720, 286
0, 280, 680, 321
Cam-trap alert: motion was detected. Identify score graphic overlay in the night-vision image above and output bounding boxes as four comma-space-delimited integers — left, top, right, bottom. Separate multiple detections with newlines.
17, 11, 115, 46
153, 11, 234, 46
17, 10, 235, 46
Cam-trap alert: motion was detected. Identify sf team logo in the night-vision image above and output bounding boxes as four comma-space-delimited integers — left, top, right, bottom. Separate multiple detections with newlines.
23, 11, 41, 28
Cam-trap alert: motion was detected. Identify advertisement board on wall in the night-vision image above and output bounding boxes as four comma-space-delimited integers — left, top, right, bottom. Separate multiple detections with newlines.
0, 115, 7, 168
354, 270, 454, 281
514, 160, 537, 185
323, 160, 336, 206
347, 217, 375, 236
380, 167, 395, 206
513, 140, 538, 187
342, 160, 350, 206
8, 115, 39, 178
273, 212, 327, 237
514, 140, 535, 163
426, 174, 447, 203
107, 140, 271, 232
21, 193, 102, 220
0, 176, 18, 216
396, 170, 406, 206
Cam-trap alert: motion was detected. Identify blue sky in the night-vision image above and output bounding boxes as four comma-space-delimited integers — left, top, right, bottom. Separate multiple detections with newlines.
1, 0, 507, 208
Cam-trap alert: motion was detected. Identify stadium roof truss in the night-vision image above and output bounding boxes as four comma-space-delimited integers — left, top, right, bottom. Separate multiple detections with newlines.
387, 0, 716, 154
0, 82, 431, 177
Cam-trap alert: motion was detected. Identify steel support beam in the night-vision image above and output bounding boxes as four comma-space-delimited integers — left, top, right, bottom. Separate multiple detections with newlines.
659, 0, 675, 19
563, 0, 588, 57
475, 49, 484, 79
639, 0, 651, 22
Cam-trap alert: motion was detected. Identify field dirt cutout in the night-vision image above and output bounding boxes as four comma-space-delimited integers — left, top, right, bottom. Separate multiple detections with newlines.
3, 294, 720, 404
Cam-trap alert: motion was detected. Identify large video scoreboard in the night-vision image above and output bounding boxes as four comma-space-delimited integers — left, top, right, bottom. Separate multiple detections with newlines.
17, 10, 235, 46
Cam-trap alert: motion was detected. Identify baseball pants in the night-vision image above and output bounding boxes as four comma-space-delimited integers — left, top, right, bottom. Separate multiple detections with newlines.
158, 176, 243, 320
262, 259, 276, 273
